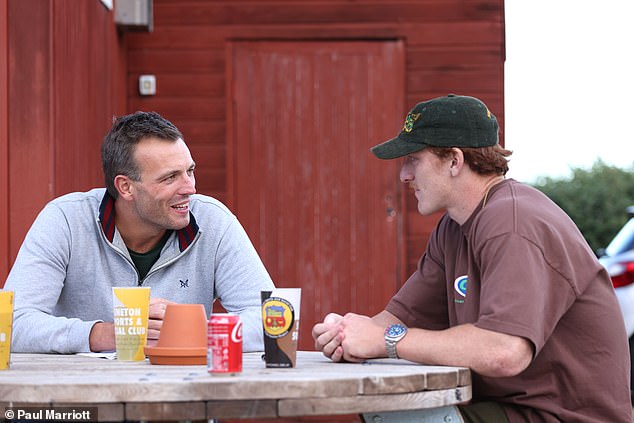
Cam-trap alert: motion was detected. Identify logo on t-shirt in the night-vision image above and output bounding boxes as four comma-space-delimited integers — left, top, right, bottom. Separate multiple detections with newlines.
454, 275, 468, 303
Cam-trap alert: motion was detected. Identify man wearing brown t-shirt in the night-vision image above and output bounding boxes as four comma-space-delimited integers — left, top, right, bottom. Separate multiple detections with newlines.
312, 95, 632, 422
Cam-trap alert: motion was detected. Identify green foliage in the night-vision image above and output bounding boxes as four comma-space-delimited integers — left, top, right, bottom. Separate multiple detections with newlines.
531, 160, 634, 253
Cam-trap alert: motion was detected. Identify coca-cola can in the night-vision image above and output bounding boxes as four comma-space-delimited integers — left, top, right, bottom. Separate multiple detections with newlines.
207, 313, 242, 375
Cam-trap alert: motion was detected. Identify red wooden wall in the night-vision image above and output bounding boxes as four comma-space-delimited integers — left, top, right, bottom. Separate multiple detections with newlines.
125, 0, 505, 286
1, 0, 9, 280
1, 0, 505, 307
1, 0, 126, 283
1, 0, 505, 280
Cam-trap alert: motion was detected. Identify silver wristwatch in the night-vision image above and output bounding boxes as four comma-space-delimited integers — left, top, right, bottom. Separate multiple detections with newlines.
384, 323, 408, 359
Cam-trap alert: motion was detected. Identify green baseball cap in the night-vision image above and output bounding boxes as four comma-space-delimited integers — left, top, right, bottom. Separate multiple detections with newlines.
371, 94, 499, 159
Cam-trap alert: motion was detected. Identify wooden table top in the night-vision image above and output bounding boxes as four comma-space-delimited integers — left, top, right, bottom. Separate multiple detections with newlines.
0, 351, 471, 421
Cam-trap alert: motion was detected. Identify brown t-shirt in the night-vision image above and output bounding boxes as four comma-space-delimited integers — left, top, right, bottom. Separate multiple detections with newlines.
387, 179, 631, 423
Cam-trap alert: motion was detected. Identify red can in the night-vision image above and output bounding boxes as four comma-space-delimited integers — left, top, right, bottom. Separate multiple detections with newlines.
207, 313, 242, 375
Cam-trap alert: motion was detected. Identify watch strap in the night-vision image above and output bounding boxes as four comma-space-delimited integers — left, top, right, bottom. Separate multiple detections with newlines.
386, 338, 399, 359
384, 324, 407, 359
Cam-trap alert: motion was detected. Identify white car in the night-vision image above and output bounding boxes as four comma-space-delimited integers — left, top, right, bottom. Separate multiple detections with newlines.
598, 206, 634, 400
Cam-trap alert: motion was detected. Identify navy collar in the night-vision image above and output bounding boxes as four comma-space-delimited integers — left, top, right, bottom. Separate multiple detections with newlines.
98, 191, 199, 252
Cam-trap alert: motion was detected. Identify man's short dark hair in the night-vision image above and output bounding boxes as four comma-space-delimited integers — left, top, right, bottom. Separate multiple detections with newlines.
101, 111, 183, 199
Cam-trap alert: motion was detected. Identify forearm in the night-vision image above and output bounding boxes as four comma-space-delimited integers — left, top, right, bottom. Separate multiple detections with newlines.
396, 324, 533, 377
371, 310, 403, 327
11, 310, 99, 353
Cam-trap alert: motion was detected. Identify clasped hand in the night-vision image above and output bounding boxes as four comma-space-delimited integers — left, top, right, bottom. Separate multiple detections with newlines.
311, 312, 386, 362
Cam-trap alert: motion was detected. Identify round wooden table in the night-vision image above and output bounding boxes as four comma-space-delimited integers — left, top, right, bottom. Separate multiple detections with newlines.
0, 351, 471, 421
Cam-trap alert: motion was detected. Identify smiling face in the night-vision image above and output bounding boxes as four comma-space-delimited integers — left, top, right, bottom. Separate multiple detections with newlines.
399, 149, 452, 216
127, 137, 196, 233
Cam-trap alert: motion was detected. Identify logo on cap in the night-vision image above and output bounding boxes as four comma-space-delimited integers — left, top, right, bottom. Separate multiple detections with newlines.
402, 112, 421, 133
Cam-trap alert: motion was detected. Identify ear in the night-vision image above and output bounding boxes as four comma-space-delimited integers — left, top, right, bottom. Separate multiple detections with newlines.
114, 175, 134, 200
448, 148, 465, 176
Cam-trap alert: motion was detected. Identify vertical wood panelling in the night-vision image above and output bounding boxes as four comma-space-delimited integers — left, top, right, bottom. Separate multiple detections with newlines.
8, 0, 53, 265
0, 0, 8, 283
5, 0, 126, 268
52, 0, 122, 195
125, 0, 504, 280
3, 0, 504, 297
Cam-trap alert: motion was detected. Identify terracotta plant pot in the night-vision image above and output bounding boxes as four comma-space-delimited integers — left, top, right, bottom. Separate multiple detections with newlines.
144, 303, 207, 365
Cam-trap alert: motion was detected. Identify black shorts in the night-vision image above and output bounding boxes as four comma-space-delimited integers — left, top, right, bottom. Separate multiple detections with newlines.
458, 402, 510, 423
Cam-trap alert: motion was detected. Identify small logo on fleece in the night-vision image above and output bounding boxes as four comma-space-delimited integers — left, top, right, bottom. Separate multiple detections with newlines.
454, 275, 467, 303
179, 279, 189, 288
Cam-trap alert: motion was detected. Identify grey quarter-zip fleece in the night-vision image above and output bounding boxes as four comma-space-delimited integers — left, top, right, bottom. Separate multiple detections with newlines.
4, 188, 275, 353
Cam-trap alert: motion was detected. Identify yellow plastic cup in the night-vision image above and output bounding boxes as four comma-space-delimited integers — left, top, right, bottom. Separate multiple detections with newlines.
0, 290, 14, 370
112, 287, 150, 361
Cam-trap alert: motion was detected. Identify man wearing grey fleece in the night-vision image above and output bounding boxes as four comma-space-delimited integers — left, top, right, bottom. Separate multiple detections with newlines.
4, 111, 275, 353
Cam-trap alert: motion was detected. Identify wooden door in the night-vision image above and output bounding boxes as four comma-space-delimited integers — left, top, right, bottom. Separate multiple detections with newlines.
230, 41, 405, 351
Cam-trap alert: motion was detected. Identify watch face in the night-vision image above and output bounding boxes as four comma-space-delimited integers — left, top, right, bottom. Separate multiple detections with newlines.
385, 324, 407, 339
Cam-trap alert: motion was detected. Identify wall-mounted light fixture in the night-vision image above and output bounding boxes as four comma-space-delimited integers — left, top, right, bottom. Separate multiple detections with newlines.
115, 0, 153, 32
